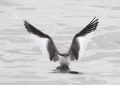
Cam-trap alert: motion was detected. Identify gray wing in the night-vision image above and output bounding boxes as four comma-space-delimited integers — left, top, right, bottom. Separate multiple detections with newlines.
69, 17, 99, 60
24, 20, 59, 62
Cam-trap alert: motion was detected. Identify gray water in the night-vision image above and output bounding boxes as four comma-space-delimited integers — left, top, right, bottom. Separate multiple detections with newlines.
0, 0, 120, 85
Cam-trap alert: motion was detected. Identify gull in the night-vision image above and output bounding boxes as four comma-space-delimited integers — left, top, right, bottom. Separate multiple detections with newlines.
24, 17, 99, 71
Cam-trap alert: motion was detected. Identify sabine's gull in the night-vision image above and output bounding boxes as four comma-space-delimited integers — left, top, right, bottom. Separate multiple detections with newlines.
24, 17, 99, 71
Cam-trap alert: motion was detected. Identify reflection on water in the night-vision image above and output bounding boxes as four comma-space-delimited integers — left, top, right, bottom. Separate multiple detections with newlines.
0, 0, 120, 85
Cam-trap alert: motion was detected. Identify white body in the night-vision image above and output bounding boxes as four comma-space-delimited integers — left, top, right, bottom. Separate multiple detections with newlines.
58, 55, 70, 65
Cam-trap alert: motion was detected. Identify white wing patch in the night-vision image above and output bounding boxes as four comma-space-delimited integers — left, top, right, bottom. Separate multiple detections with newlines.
77, 33, 94, 58
29, 34, 49, 57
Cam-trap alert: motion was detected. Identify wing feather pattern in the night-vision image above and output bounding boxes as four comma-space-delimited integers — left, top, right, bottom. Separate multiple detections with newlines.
24, 21, 59, 62
24, 17, 99, 62
69, 17, 99, 60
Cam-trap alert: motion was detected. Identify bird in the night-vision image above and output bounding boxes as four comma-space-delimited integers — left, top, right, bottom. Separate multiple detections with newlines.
24, 17, 99, 72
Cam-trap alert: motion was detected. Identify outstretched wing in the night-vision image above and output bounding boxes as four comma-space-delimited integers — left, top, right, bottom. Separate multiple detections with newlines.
24, 20, 59, 62
69, 17, 99, 60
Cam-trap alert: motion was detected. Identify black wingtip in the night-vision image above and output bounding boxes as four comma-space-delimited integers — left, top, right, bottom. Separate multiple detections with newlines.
89, 17, 99, 24
24, 20, 28, 27
75, 16, 99, 37
24, 20, 31, 33
91, 16, 96, 22
24, 20, 26, 23
93, 16, 96, 20
23, 20, 51, 39
24, 20, 29, 26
